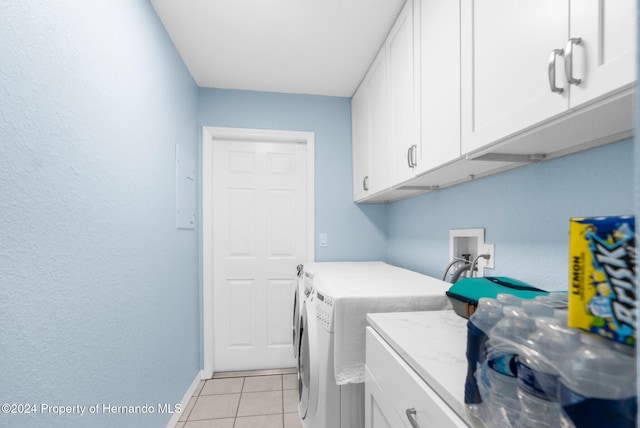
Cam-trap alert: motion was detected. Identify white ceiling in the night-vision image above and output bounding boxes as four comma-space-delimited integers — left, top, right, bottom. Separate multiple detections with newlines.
150, 0, 406, 97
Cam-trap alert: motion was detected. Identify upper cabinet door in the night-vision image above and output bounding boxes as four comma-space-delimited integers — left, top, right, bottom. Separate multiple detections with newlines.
352, 81, 370, 202
568, 0, 636, 108
388, 0, 419, 184
368, 46, 390, 194
461, 0, 569, 155
416, 0, 461, 173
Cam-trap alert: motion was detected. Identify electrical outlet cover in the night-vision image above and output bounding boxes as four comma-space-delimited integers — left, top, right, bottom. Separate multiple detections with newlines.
483, 244, 495, 269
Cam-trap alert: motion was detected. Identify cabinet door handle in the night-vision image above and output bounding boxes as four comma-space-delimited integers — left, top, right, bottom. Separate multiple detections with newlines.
407, 145, 417, 168
405, 408, 422, 428
411, 145, 417, 168
548, 49, 564, 94
362, 176, 369, 191
565, 37, 582, 85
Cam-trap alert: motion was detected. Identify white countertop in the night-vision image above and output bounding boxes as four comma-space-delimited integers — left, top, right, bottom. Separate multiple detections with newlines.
366, 310, 470, 424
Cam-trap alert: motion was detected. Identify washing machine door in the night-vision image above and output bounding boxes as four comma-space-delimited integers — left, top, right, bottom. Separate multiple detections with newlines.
293, 264, 304, 359
297, 299, 317, 422
292, 283, 299, 358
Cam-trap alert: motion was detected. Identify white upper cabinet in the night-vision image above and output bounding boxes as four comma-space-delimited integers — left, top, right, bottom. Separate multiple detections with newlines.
415, 0, 461, 174
387, 0, 419, 185
368, 47, 390, 195
461, 0, 636, 155
351, 0, 634, 203
461, 0, 569, 154
352, 46, 389, 202
569, 0, 636, 107
351, 79, 370, 202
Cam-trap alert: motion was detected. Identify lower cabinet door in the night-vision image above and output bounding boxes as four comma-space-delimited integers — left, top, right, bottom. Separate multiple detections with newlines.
365, 367, 407, 428
366, 328, 469, 428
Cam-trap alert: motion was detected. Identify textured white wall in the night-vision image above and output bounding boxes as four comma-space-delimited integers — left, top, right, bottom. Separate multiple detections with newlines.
0, 1, 200, 427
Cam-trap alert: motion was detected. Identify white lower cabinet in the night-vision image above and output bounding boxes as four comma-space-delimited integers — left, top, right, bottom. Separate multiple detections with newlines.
365, 368, 405, 428
365, 327, 468, 428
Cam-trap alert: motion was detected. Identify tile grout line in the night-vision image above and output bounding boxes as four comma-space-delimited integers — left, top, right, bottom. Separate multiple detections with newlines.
184, 373, 296, 427
185, 381, 203, 422
184, 391, 200, 422
233, 376, 245, 427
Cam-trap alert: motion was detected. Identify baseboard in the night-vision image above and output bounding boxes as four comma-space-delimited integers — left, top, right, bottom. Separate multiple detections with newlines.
166, 369, 204, 428
212, 367, 297, 379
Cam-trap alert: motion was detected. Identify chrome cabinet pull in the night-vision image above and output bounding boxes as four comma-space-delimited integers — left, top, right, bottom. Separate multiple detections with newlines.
565, 37, 582, 85
548, 49, 564, 94
406, 408, 421, 428
407, 145, 418, 168
362, 176, 369, 191
411, 144, 417, 168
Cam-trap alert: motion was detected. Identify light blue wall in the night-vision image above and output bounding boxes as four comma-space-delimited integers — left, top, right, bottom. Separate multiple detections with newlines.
387, 139, 634, 291
198, 88, 389, 262
0, 0, 634, 425
0, 1, 200, 427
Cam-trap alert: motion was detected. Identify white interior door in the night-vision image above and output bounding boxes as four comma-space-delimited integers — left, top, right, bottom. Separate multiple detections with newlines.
212, 138, 307, 371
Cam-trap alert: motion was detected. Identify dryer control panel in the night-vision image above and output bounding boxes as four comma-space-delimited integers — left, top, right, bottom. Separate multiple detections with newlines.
315, 290, 335, 332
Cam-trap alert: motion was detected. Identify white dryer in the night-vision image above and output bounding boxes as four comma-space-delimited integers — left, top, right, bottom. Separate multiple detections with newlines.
297, 262, 452, 428
297, 287, 362, 428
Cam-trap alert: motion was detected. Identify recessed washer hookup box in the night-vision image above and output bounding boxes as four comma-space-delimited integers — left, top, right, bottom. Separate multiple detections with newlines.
568, 215, 636, 346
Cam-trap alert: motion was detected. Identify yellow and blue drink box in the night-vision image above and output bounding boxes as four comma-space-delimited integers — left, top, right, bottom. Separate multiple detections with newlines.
568, 215, 636, 346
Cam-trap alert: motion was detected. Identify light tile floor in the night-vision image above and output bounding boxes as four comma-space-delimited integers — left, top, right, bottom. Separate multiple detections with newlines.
176, 370, 302, 428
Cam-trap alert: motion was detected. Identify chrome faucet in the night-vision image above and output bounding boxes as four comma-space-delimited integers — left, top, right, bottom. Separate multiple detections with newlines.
469, 253, 491, 278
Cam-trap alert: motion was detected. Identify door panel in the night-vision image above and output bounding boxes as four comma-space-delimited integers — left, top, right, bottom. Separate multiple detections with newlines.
352, 81, 370, 201
227, 189, 255, 256
267, 279, 294, 346
388, 0, 417, 183
569, 0, 636, 107
213, 139, 306, 371
365, 368, 406, 428
227, 280, 255, 347
372, 399, 394, 428
267, 189, 295, 257
417, 0, 461, 173
461, 0, 569, 154
368, 47, 389, 193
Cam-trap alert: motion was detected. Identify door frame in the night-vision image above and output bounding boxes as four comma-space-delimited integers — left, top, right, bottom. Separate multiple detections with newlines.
202, 126, 315, 377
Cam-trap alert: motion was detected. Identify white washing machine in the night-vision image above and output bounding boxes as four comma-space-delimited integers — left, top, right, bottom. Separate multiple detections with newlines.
297, 287, 363, 428
297, 262, 452, 428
